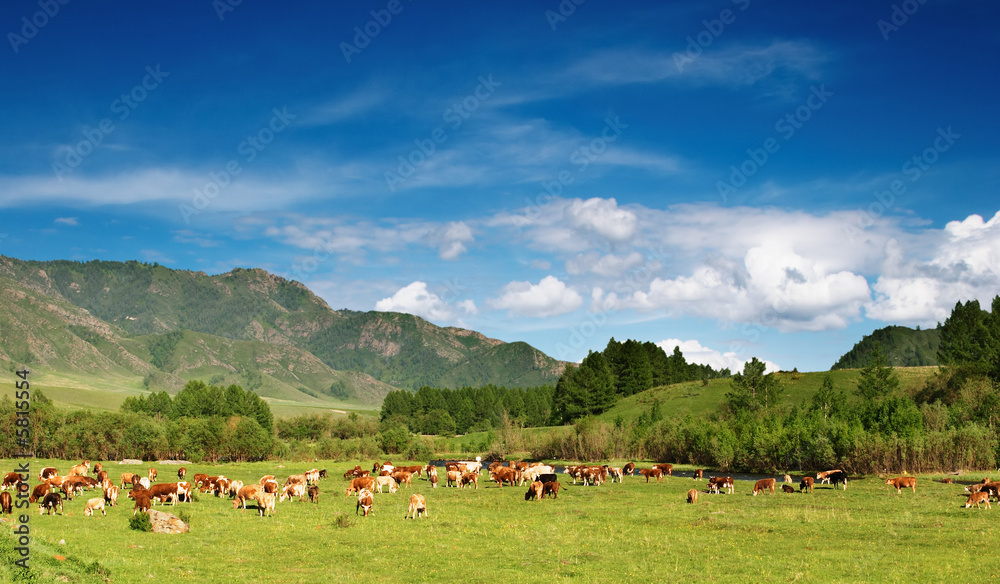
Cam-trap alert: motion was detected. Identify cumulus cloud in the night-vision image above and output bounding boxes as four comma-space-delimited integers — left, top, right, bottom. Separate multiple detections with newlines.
490, 275, 583, 318
565, 197, 638, 243
375, 281, 475, 323
657, 339, 781, 374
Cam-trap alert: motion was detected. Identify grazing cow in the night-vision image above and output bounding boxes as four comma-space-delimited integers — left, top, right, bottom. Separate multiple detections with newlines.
430, 473, 438, 488
693, 469, 704, 481
816, 470, 843, 484
257, 492, 276, 517
133, 493, 151, 515
83, 497, 106, 516
93, 463, 103, 474
344, 466, 367, 479
445, 463, 460, 473
397, 465, 422, 478
639, 468, 664, 483
304, 469, 321, 484
782, 484, 796, 493
491, 467, 519, 488
39, 492, 63, 515
390, 471, 412, 489
654, 463, 674, 476
2, 471, 24, 491
262, 479, 279, 494
68, 461, 90, 477
345, 477, 376, 497
966, 491, 991, 509
228, 480, 245, 499
120, 473, 139, 489
687, 489, 698, 504
885, 476, 917, 495
965, 483, 985, 494
193, 474, 210, 489
259, 475, 276, 484
147, 483, 183, 506
62, 476, 91, 499
783, 474, 792, 484
488, 461, 504, 474
356, 488, 374, 516
375, 475, 398, 494
234, 484, 263, 510
446, 471, 462, 488
800, 476, 814, 493
285, 474, 307, 488
623, 462, 636, 476
318, 469, 327, 479
95, 470, 109, 486
281, 483, 307, 502
29, 483, 50, 503
178, 467, 187, 480
39, 467, 58, 481
0, 491, 12, 514
542, 481, 560, 499
828, 471, 848, 490
138, 477, 152, 491
606, 467, 624, 483
752, 478, 776, 496
104, 484, 119, 507
525, 480, 544, 501
425, 464, 437, 477
405, 493, 427, 519
308, 485, 319, 503
708, 476, 734, 494
460, 472, 479, 490
148, 468, 158, 483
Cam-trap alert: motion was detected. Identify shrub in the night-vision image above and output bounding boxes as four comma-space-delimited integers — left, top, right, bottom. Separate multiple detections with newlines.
129, 511, 153, 532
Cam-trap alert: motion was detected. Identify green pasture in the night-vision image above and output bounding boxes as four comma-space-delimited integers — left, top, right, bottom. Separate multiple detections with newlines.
3, 457, 1000, 583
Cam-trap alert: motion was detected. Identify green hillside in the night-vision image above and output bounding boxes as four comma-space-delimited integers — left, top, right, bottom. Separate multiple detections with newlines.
832, 325, 941, 369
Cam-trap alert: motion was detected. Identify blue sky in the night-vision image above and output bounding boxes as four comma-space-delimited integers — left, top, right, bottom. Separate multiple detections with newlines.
2, 0, 999, 373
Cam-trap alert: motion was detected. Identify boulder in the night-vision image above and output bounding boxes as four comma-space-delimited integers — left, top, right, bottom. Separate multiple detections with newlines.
148, 509, 189, 534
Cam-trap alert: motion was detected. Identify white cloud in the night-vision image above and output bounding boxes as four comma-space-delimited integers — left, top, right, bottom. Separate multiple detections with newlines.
54, 217, 78, 225
657, 338, 781, 374
565, 197, 638, 243
567, 251, 645, 276
490, 275, 583, 318
375, 281, 474, 323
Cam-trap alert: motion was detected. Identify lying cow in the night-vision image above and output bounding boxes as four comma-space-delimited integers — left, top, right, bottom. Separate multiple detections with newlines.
885, 476, 916, 495
782, 484, 795, 493
405, 493, 427, 519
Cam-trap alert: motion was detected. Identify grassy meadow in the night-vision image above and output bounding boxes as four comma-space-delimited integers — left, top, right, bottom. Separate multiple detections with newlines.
4, 458, 1000, 583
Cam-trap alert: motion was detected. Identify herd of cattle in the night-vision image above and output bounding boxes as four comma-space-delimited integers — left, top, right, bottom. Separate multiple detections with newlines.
2, 458, 997, 521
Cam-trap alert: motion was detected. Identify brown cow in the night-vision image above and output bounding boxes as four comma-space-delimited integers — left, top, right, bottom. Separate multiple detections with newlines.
542, 481, 560, 499
654, 463, 673, 476
390, 471, 412, 489
491, 467, 519, 488
885, 476, 917, 494
405, 493, 427, 519
121, 472, 139, 489
257, 492, 276, 517
1, 472, 24, 491
356, 488, 374, 516
966, 491, 991, 509
708, 476, 734, 494
446, 470, 462, 488
0, 491, 12, 514
262, 479, 279, 494
782, 484, 795, 493
429, 473, 438, 488
67, 461, 90, 477
177, 467, 187, 480
104, 484, 119, 507
147, 482, 182, 506
344, 466, 367, 479
752, 478, 776, 496
39, 467, 58, 481
460, 472, 479, 490
623, 462, 636, 476
308, 485, 319, 503
39, 492, 63, 515
800, 476, 814, 493
524, 480, 544, 501
686, 489, 698, 504
397, 465, 423, 477
234, 484, 263, 510
132, 493, 151, 515
639, 468, 664, 483
93, 463, 103, 474
693, 469, 704, 481
29, 483, 50, 503
345, 476, 376, 497
148, 468, 158, 483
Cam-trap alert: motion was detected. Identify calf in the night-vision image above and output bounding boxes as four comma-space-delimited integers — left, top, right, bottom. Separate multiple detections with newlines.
542, 481, 560, 499
281, 483, 307, 502
0, 491, 12, 514
177, 467, 187, 480
256, 492, 276, 517
800, 476, 814, 493
885, 476, 917, 495
356, 488, 374, 516
343, 466, 367, 479
686, 489, 698, 504
83, 497, 106, 517
308, 485, 319, 503
104, 484, 119, 507
693, 469, 704, 481
966, 491, 991, 509
460, 472, 479, 490
639, 468, 664, 483
234, 484, 263, 510
375, 475, 398, 494
345, 476, 376, 497
654, 463, 673, 476
446, 470, 462, 488
782, 484, 795, 493
304, 469, 320, 484
39, 492, 64, 515
133, 494, 151, 515
148, 468, 158, 483
405, 493, 427, 519
708, 476, 734, 494
752, 478, 776, 496
524, 480, 544, 501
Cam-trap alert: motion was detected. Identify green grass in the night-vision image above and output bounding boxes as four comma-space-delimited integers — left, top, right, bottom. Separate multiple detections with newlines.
4, 457, 1000, 582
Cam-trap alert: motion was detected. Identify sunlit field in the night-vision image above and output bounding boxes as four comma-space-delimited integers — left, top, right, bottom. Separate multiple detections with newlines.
3, 459, 1000, 583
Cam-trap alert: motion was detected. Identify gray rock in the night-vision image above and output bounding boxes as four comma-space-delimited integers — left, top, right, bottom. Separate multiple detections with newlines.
148, 509, 190, 534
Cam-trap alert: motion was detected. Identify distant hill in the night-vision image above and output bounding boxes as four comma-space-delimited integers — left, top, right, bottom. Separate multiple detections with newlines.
0, 256, 564, 404
831, 325, 941, 370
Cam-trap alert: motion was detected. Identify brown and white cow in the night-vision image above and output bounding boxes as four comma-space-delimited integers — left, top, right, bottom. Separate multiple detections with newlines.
345, 476, 376, 497
39, 492, 63, 515
39, 467, 58, 481
446, 470, 462, 488
121, 472, 139, 489
966, 491, 991, 509
343, 466, 368, 479
816, 470, 843, 484
304, 469, 321, 484
390, 471, 412, 489
524, 480, 544, 501
405, 493, 427, 519
281, 483, 306, 502
234, 484, 263, 510
67, 461, 90, 477
708, 476, 734, 494
356, 488, 374, 516
752, 478, 776, 496
1, 472, 24, 491
686, 489, 698, 504
177, 467, 187, 480
147, 482, 183, 506
397, 465, 423, 478
148, 468, 158, 483
885, 476, 917, 494
460, 472, 479, 490
542, 481, 560, 499
800, 476, 814, 493
29, 482, 50, 503
654, 463, 673, 476
257, 492, 276, 517
104, 484, 119, 507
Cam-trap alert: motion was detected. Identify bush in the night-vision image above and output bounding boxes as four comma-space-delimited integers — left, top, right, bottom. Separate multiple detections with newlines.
129, 511, 153, 532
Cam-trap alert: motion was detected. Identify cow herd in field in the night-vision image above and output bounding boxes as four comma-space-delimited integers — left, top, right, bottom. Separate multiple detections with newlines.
2, 458, 997, 522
